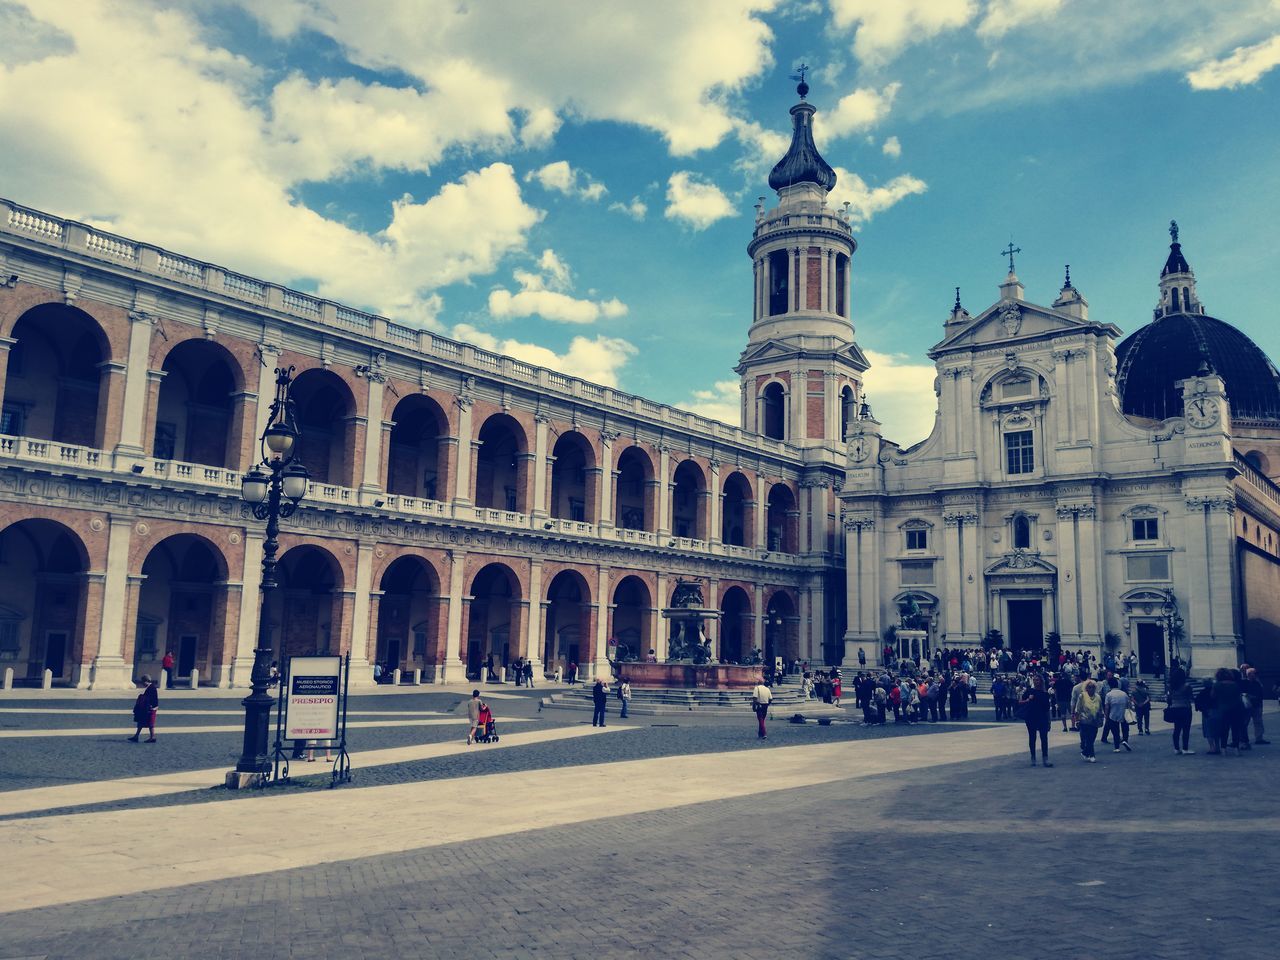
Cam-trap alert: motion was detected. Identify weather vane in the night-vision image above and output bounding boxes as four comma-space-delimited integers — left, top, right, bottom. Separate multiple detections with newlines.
789, 63, 810, 99
1169, 219, 1179, 244
1001, 239, 1021, 274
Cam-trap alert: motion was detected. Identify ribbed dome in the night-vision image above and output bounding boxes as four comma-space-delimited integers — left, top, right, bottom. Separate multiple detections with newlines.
768, 101, 837, 193
1115, 312, 1280, 421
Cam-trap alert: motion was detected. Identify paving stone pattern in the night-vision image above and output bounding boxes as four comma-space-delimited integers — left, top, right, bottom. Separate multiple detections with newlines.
4, 726, 1277, 960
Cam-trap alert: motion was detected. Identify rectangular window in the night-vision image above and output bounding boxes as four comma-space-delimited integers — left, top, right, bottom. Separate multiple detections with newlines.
0, 405, 23, 436
413, 631, 427, 660
1132, 518, 1159, 541
905, 529, 927, 551
1126, 554, 1170, 581
136, 622, 158, 658
1002, 378, 1033, 399
153, 422, 177, 461
1005, 430, 1035, 475
900, 560, 935, 585
0, 621, 18, 660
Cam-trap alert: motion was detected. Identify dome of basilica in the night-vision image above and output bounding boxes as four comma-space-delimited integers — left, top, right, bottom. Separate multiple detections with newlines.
1114, 226, 1280, 422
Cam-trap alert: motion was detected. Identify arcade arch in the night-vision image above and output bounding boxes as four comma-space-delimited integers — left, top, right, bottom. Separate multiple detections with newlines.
475, 414, 528, 513
0, 518, 89, 685
467, 563, 522, 679
262, 545, 343, 660
152, 340, 242, 467
611, 575, 651, 663
615, 446, 655, 532
721, 471, 753, 546
3, 304, 109, 446
671, 459, 707, 540
550, 432, 595, 522
133, 534, 230, 685
386, 395, 447, 500
719, 585, 752, 664
291, 370, 357, 486
766, 484, 799, 553
375, 555, 441, 675
544, 569, 592, 672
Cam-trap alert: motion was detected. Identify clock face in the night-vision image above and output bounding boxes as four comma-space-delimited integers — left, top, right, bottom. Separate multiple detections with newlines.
1186, 396, 1219, 429
850, 437, 870, 462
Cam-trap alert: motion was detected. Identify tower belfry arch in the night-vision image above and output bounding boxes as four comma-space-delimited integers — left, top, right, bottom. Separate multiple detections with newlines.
736, 78, 867, 447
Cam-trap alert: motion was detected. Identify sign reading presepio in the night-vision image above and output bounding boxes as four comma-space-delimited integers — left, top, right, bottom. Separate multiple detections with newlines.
285, 656, 341, 740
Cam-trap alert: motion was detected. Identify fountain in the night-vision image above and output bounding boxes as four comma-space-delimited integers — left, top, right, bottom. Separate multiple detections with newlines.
612, 578, 763, 690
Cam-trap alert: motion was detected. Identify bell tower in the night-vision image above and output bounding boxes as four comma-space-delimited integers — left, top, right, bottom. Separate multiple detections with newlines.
736, 75, 868, 448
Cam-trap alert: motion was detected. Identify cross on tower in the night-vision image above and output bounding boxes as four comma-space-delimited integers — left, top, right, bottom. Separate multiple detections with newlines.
1001, 240, 1021, 274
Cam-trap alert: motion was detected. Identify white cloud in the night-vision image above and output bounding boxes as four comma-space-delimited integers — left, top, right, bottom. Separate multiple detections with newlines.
679, 380, 741, 426
820, 82, 900, 139
609, 197, 649, 220
664, 172, 737, 230
861, 350, 938, 446
0, 2, 541, 328
488, 248, 626, 324
525, 160, 607, 201
1187, 34, 1280, 89
882, 135, 902, 158
238, 0, 782, 156
829, 0, 977, 66
829, 167, 928, 223
976, 0, 1066, 39
452, 324, 638, 387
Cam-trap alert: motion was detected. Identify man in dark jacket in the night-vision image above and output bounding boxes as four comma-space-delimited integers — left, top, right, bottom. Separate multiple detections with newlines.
591, 678, 608, 727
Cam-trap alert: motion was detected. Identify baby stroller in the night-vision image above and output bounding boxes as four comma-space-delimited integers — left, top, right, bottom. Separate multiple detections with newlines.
475, 704, 499, 743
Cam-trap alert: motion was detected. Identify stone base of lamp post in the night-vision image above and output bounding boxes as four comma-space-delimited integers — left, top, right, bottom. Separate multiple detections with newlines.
224, 770, 267, 790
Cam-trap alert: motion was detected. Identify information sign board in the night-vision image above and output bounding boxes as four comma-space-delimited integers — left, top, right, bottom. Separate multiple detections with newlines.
285, 655, 341, 740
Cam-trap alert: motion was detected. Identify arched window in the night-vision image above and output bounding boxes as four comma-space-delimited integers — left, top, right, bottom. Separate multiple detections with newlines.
1013, 515, 1030, 549
1171, 287, 1180, 311
840, 385, 856, 441
835, 253, 849, 317
768, 249, 789, 315
761, 382, 785, 440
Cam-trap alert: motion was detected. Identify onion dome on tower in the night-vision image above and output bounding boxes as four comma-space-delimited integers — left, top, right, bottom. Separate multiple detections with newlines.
768, 78, 837, 192
1114, 222, 1280, 422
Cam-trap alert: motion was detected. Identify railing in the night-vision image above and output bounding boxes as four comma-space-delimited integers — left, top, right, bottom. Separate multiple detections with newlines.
145, 458, 240, 489
1234, 452, 1280, 510
0, 197, 806, 462
0, 434, 104, 468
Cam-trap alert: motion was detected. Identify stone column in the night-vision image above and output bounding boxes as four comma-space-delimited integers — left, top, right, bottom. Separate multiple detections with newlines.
347, 542, 375, 687
452, 397, 474, 506
657, 446, 672, 537
597, 431, 617, 529
525, 559, 543, 671
441, 550, 467, 680
708, 461, 722, 546
592, 566, 611, 678
212, 582, 242, 688
706, 577, 719, 659
367, 591, 384, 667
74, 573, 107, 688
358, 374, 385, 503
809, 577, 825, 664
1183, 494, 1240, 672
253, 344, 281, 445
113, 312, 154, 461
654, 571, 669, 660
228, 391, 258, 473
752, 583, 765, 660
89, 516, 134, 689
0, 336, 14, 415
532, 414, 550, 517
1055, 504, 1083, 649
230, 530, 264, 687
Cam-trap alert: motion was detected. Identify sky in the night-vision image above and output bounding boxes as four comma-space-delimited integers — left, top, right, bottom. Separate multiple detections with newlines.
1, 0, 1278, 446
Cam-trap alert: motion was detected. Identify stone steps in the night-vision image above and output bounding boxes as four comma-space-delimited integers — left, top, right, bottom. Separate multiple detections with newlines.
539, 684, 846, 718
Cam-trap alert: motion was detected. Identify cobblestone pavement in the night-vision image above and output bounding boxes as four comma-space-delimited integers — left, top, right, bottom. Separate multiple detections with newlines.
2, 703, 1278, 960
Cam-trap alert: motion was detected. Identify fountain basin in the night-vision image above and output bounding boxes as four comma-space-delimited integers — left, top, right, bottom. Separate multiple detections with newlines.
611, 661, 763, 690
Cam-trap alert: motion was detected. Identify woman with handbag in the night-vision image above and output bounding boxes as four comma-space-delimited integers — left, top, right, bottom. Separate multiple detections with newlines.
1165, 667, 1194, 755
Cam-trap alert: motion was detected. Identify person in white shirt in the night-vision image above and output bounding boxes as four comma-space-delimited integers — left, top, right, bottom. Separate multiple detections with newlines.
1102, 677, 1133, 753
752, 681, 773, 740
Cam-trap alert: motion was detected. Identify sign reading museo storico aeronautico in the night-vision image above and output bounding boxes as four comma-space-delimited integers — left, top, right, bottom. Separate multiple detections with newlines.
285, 655, 341, 740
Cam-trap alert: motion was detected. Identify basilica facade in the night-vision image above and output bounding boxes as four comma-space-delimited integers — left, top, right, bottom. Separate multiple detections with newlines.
1, 86, 1276, 689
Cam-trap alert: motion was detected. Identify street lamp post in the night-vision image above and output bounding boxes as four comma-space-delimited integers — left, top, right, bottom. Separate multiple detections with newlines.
230, 366, 310, 787
1161, 592, 1184, 678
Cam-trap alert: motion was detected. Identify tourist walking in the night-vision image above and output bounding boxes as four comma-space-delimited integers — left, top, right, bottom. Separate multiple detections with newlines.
466, 689, 483, 745
128, 675, 159, 742
1243, 667, 1268, 744
1073, 678, 1103, 762
832, 669, 842, 707
591, 678, 608, 727
1018, 673, 1053, 766
1165, 667, 1194, 755
1054, 672, 1075, 732
524, 659, 535, 688
1102, 677, 1132, 753
858, 647, 866, 668
1132, 679, 1152, 735
618, 677, 632, 719
751, 679, 772, 740
161, 651, 175, 688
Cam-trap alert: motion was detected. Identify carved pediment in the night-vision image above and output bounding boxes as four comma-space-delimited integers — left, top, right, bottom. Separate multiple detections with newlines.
932, 300, 1092, 354
984, 550, 1057, 577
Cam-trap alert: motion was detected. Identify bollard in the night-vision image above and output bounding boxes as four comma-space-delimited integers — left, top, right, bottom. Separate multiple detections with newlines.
413, 668, 422, 685
499, 666, 507, 683
555, 666, 563, 683
392, 668, 402, 685
42, 668, 53, 690
190, 667, 200, 689
161, 673, 170, 691
2, 666, 12, 690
